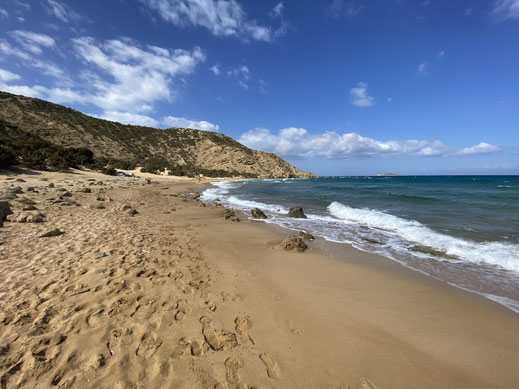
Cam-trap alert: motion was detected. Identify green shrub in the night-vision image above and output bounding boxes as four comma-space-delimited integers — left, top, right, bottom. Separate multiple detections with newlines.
0, 144, 17, 168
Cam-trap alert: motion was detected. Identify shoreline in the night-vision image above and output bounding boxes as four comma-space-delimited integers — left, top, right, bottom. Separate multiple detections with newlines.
201, 178, 519, 315
1, 169, 518, 388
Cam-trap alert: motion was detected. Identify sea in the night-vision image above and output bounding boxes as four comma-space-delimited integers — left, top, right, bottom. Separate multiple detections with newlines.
201, 176, 519, 314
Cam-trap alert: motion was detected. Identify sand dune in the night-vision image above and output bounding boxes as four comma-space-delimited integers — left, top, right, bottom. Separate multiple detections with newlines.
1, 169, 518, 388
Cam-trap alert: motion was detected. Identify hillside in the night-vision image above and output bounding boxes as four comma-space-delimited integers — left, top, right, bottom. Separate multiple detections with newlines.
0, 92, 314, 178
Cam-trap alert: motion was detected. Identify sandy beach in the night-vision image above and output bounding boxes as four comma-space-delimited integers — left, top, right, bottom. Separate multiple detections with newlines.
1, 169, 519, 389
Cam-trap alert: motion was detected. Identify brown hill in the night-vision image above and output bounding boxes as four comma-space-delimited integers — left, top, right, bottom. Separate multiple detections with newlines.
0, 92, 314, 178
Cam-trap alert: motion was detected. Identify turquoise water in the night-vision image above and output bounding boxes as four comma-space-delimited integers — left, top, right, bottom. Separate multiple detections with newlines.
202, 176, 519, 313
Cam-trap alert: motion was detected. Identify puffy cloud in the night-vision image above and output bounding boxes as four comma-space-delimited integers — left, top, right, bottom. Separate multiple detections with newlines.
0, 82, 84, 105
458, 142, 503, 155
417, 61, 428, 75
209, 64, 220, 75
494, 0, 519, 20
1, 32, 206, 128
0, 68, 21, 82
99, 111, 160, 127
162, 116, 220, 131
143, 0, 273, 41
350, 82, 374, 107
71, 37, 205, 113
10, 30, 55, 55
239, 128, 449, 159
270, 2, 284, 18
46, 0, 80, 23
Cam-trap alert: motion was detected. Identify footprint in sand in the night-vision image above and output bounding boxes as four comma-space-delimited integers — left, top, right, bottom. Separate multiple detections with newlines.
360, 378, 378, 389
259, 353, 280, 379
136, 332, 162, 358
224, 356, 242, 385
200, 318, 238, 351
234, 316, 248, 335
85, 308, 105, 327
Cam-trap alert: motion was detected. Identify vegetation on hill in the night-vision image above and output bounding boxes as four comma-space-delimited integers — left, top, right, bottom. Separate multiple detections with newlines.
0, 92, 315, 178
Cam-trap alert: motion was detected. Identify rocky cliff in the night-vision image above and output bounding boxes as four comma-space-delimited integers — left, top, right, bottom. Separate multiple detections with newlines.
0, 92, 314, 178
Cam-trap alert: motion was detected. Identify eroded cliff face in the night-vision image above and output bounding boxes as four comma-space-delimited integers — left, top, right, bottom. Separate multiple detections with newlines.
0, 92, 315, 178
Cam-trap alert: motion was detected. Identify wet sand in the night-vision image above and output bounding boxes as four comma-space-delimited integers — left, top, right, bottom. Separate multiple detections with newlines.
1, 169, 518, 388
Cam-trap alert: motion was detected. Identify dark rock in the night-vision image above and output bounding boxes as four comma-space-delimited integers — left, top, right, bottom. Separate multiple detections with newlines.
90, 203, 105, 209
7, 212, 45, 223
48, 183, 55, 188
27, 187, 35, 192
121, 204, 132, 211
145, 178, 152, 184
221, 209, 240, 222
11, 186, 23, 194
0, 192, 18, 200
40, 228, 64, 237
287, 206, 307, 218
409, 245, 458, 260
126, 208, 138, 216
17, 197, 36, 205
0, 201, 13, 221
192, 192, 201, 200
15, 178, 26, 182
22, 205, 38, 211
281, 235, 307, 252
96, 196, 105, 201
79, 188, 92, 193
62, 191, 72, 197
298, 231, 314, 240
94, 251, 107, 259
251, 208, 267, 219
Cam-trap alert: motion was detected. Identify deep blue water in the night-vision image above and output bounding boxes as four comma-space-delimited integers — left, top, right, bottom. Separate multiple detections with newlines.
202, 176, 519, 313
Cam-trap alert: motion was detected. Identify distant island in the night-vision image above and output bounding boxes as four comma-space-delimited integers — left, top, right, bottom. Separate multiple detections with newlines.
376, 173, 400, 176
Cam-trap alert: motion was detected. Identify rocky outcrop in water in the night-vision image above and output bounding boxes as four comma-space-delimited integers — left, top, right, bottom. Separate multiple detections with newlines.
287, 207, 307, 219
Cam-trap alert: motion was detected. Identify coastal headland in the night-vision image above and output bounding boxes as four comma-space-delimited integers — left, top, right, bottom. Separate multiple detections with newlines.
1, 169, 519, 388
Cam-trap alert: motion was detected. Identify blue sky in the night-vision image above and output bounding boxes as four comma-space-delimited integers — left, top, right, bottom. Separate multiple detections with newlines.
0, 0, 518, 175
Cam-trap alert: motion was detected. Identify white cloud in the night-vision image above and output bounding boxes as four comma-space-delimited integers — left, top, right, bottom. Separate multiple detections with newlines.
0, 68, 21, 82
417, 61, 428, 75
0, 38, 32, 60
0, 82, 84, 105
162, 116, 220, 131
100, 111, 160, 127
270, 2, 284, 18
350, 82, 374, 107
10, 30, 55, 55
494, 0, 519, 20
0, 8, 8, 19
72, 37, 205, 113
239, 128, 449, 159
46, 0, 80, 23
14, 2, 31, 10
143, 0, 273, 41
1, 33, 206, 126
438, 50, 445, 58
209, 64, 220, 75
327, 0, 362, 18
458, 142, 503, 155
227, 65, 250, 89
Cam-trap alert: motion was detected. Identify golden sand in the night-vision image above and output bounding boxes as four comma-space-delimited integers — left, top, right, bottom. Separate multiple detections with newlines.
1, 169, 518, 388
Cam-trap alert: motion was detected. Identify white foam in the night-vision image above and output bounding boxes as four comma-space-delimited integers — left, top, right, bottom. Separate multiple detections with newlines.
327, 202, 519, 272
226, 196, 289, 214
